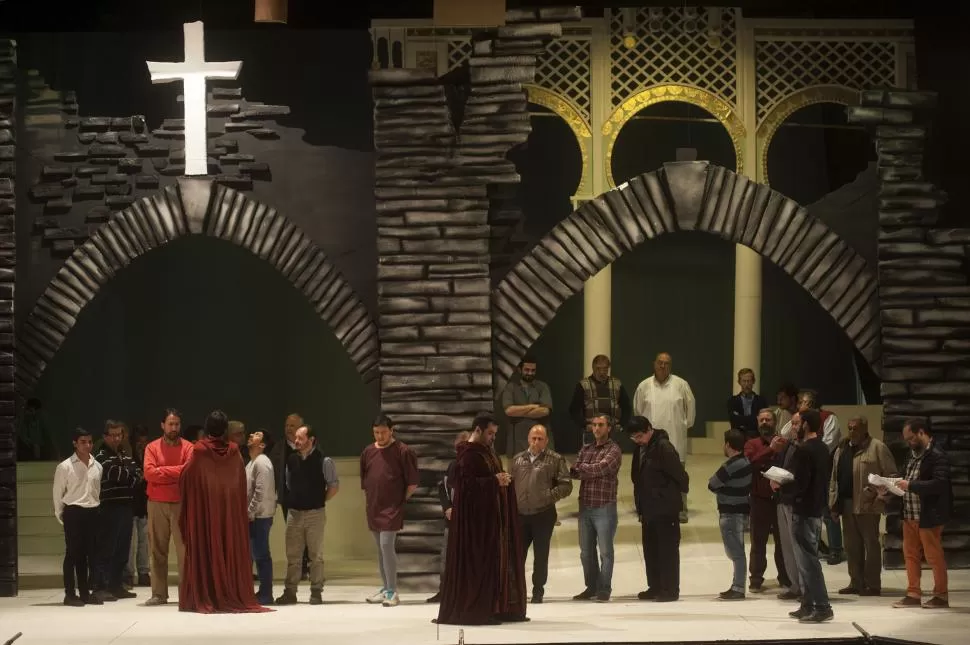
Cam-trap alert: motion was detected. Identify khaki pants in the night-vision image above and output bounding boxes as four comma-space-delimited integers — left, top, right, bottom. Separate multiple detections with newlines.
841, 501, 882, 591
902, 519, 948, 599
147, 500, 184, 600
285, 508, 326, 592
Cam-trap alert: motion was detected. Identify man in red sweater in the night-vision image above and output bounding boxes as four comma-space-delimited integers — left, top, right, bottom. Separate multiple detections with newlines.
743, 408, 791, 593
143, 408, 193, 606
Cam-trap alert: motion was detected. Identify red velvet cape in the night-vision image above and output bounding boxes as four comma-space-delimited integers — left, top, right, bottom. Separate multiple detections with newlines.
436, 441, 527, 625
178, 437, 271, 613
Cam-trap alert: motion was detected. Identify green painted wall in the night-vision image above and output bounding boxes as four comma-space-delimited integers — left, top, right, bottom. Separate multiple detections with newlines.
32, 236, 377, 457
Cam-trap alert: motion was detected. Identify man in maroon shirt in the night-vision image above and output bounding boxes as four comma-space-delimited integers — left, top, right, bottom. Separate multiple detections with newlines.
744, 409, 791, 593
360, 414, 419, 607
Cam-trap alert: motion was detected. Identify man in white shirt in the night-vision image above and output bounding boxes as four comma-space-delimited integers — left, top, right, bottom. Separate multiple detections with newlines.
633, 352, 696, 523
52, 427, 104, 606
246, 429, 277, 605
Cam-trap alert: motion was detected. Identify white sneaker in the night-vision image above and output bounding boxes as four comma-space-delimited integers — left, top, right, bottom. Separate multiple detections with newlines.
366, 589, 386, 604
382, 591, 400, 607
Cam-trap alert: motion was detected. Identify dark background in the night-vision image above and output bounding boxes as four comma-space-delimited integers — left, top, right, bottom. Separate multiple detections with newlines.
2, 1, 965, 456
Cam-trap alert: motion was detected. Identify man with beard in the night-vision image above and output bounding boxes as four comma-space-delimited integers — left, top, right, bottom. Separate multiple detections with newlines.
501, 355, 553, 456
772, 409, 833, 623
727, 369, 768, 439
569, 354, 632, 446
743, 409, 791, 593
436, 412, 528, 625
772, 413, 802, 601
891, 418, 951, 609
269, 413, 309, 579
179, 410, 270, 613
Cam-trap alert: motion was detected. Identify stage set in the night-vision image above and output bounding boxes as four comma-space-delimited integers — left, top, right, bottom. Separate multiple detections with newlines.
1, 0, 970, 644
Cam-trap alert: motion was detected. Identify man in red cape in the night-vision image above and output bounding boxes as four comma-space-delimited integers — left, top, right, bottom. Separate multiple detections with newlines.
436, 412, 528, 625
179, 410, 271, 613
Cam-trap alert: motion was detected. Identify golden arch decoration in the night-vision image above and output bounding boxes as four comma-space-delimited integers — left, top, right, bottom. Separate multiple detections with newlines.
524, 84, 592, 195
602, 84, 746, 188
756, 85, 861, 185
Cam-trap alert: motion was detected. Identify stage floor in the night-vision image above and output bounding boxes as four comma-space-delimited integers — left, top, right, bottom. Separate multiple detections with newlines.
4, 455, 967, 645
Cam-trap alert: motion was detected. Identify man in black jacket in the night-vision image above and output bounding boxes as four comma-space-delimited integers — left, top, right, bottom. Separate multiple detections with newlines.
773, 409, 833, 623
627, 416, 689, 603
892, 418, 951, 609
426, 430, 470, 604
726, 368, 768, 439
93, 420, 141, 602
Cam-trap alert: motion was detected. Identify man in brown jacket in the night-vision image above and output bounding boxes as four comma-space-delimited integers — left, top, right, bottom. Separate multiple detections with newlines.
511, 424, 573, 604
828, 417, 896, 596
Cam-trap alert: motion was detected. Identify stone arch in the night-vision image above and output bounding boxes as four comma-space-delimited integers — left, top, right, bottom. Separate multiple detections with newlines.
602, 84, 746, 188
16, 178, 380, 395
756, 85, 862, 184
492, 161, 880, 388
523, 84, 592, 195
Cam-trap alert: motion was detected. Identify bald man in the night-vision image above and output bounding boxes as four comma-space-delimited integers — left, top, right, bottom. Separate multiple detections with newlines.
269, 413, 308, 577
633, 353, 696, 524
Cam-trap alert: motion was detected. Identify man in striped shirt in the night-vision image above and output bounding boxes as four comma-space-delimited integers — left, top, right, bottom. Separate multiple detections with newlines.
709, 428, 752, 600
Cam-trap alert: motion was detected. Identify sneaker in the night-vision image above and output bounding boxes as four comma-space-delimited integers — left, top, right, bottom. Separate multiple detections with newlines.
426, 593, 441, 603
366, 589, 386, 604
719, 589, 745, 601
382, 591, 400, 607
838, 586, 861, 595
922, 596, 949, 609
777, 590, 801, 601
275, 590, 298, 605
110, 587, 138, 599
637, 589, 659, 601
799, 607, 834, 623
63, 595, 85, 607
144, 596, 167, 606
789, 606, 810, 619
573, 589, 596, 601
309, 590, 323, 605
893, 596, 922, 608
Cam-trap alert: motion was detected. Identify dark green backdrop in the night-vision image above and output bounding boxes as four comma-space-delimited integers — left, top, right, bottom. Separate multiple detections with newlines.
33, 236, 376, 457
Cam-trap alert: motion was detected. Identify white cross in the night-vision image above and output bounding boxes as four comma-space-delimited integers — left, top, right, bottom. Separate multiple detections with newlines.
146, 21, 242, 175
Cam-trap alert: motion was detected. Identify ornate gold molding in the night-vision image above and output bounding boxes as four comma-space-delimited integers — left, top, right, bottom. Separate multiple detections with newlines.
602, 84, 746, 188
524, 84, 592, 195
756, 85, 861, 185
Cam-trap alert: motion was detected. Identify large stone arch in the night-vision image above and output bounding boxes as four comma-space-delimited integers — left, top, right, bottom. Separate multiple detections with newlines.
492, 161, 880, 387
17, 178, 380, 394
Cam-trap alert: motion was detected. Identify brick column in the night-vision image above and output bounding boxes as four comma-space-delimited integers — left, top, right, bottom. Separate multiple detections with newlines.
0, 37, 17, 597
849, 89, 970, 569
369, 7, 580, 589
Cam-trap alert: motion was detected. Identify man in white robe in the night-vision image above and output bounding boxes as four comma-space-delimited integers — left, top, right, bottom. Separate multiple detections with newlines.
632, 352, 695, 523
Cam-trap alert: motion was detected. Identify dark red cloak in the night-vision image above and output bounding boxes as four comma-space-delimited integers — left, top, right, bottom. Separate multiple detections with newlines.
436, 440, 527, 625
178, 437, 271, 613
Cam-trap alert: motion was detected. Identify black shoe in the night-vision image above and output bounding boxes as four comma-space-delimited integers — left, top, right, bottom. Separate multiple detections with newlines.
63, 595, 85, 607
719, 589, 745, 601
572, 589, 596, 601
275, 590, 298, 605
799, 607, 834, 623
860, 588, 882, 597
82, 595, 103, 606
749, 581, 764, 593
426, 593, 441, 603
654, 594, 679, 602
309, 591, 323, 605
827, 551, 844, 565
789, 606, 810, 619
93, 590, 117, 603
637, 589, 659, 601
531, 589, 544, 604
110, 587, 137, 599
778, 590, 801, 601
594, 593, 610, 603
838, 586, 861, 595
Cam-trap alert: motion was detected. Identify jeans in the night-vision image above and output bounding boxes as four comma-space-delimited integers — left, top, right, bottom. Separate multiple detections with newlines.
824, 514, 843, 554
520, 506, 557, 593
792, 514, 830, 611
95, 503, 133, 591
578, 503, 617, 595
126, 516, 149, 579
719, 513, 747, 593
372, 530, 399, 592
250, 517, 274, 602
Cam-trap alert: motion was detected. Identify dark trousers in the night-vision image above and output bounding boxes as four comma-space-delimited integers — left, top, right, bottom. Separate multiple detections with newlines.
519, 507, 557, 593
749, 495, 789, 586
842, 508, 882, 591
642, 514, 681, 598
250, 517, 274, 602
94, 502, 133, 591
63, 505, 97, 598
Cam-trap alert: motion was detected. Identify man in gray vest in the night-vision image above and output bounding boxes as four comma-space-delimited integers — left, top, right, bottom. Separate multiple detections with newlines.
569, 355, 632, 447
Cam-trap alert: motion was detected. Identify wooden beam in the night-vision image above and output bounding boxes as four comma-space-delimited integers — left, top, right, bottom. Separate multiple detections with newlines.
433, 0, 505, 26
255, 0, 288, 24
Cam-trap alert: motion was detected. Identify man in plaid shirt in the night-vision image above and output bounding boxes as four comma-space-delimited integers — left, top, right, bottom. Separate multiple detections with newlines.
570, 413, 622, 602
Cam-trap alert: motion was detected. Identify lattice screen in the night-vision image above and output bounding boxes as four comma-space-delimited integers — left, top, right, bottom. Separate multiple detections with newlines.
535, 37, 592, 120
756, 40, 896, 121
447, 39, 473, 70
609, 7, 738, 108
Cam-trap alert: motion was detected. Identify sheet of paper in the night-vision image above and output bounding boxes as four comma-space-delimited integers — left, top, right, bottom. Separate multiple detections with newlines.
868, 473, 906, 496
763, 466, 794, 484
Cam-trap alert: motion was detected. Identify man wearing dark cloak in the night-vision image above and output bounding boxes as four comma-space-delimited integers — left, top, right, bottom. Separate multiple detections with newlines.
178, 410, 271, 613
436, 412, 528, 625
